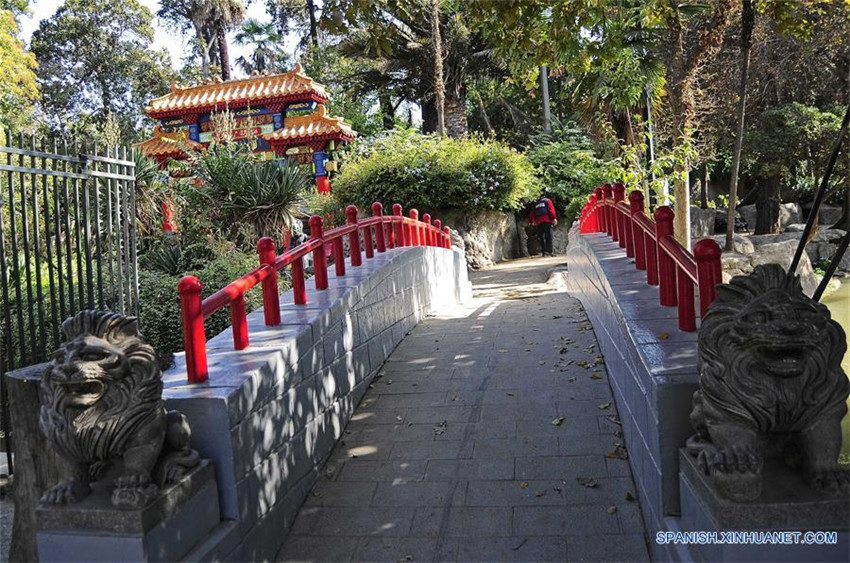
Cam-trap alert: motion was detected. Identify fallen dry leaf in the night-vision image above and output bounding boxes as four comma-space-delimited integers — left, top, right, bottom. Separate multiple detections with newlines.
535, 489, 547, 497
598, 402, 612, 410
551, 416, 566, 426
520, 481, 529, 489
658, 332, 670, 340
625, 492, 637, 502
576, 477, 598, 488
590, 372, 603, 380
607, 505, 617, 514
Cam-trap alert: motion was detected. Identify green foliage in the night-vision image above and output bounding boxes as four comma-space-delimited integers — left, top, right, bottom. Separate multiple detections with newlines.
527, 122, 613, 224
0, 8, 38, 133
189, 143, 308, 245
140, 240, 214, 275
30, 0, 172, 141
235, 18, 289, 74
331, 130, 540, 214
138, 249, 291, 359
743, 103, 845, 194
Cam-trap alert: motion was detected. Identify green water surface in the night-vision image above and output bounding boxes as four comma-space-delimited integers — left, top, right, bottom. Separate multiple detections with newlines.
822, 281, 850, 461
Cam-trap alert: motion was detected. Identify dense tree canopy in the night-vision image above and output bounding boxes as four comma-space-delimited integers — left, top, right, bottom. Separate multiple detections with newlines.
30, 0, 172, 141
0, 6, 38, 132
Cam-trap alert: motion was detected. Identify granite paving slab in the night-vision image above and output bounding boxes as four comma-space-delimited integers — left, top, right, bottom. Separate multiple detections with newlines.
277, 255, 649, 562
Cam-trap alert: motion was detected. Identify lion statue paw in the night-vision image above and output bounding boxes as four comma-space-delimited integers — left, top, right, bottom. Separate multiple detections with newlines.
41, 480, 91, 505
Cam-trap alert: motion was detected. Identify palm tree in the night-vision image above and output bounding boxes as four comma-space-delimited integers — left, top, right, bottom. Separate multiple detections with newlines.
210, 0, 246, 80
235, 19, 289, 74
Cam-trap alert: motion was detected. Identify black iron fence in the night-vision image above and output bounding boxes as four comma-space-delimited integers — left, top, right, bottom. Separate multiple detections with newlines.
0, 133, 138, 474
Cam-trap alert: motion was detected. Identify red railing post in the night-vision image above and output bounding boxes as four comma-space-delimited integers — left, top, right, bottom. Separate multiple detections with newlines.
231, 294, 249, 349
694, 239, 723, 317
645, 229, 659, 286
363, 222, 375, 259
347, 205, 362, 267
332, 236, 345, 277
373, 202, 386, 253
393, 203, 405, 246
257, 237, 281, 326
603, 184, 614, 238
655, 206, 677, 307
677, 269, 696, 331
310, 215, 329, 290
433, 219, 442, 248
409, 209, 420, 245
613, 183, 626, 249
594, 187, 604, 233
629, 191, 646, 270
443, 226, 451, 248
292, 256, 307, 304
178, 275, 207, 383
422, 213, 432, 246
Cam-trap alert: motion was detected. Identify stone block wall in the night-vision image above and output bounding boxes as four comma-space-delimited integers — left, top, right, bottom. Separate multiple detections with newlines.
566, 229, 700, 560
162, 246, 471, 561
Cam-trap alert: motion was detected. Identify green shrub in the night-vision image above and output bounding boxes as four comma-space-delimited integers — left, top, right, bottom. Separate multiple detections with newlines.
527, 122, 615, 225
331, 130, 540, 215
138, 250, 292, 360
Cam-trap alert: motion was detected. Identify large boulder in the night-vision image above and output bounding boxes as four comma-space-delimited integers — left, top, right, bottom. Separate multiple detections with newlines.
436, 209, 520, 269
710, 234, 755, 255
737, 202, 802, 232
690, 206, 716, 239
720, 239, 818, 296
802, 203, 843, 226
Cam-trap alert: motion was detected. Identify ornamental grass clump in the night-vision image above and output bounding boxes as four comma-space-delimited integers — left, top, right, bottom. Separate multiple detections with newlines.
331, 130, 540, 213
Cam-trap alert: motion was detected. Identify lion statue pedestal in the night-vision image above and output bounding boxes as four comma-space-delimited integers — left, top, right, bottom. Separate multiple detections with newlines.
36, 459, 221, 562
678, 264, 850, 561
18, 310, 226, 561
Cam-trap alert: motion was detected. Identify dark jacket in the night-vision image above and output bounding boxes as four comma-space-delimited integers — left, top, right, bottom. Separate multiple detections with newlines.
529, 197, 557, 225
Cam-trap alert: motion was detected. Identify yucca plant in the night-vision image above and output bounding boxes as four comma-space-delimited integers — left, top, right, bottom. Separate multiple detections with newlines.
226, 159, 308, 245
193, 144, 308, 246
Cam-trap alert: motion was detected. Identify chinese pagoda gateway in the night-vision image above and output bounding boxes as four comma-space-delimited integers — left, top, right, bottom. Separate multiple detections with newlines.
137, 64, 356, 193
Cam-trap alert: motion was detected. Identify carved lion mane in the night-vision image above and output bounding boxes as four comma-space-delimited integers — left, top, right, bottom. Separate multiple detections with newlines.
39, 310, 164, 464
689, 264, 849, 499
693, 264, 847, 436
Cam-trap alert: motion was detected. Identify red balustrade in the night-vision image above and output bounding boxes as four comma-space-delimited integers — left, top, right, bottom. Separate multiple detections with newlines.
578, 187, 723, 332
178, 202, 453, 383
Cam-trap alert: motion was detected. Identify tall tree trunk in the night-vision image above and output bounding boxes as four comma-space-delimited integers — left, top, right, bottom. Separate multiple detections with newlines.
700, 162, 709, 209
217, 24, 231, 80
726, 0, 755, 251
430, 0, 446, 136
306, 0, 319, 48
379, 91, 395, 130
475, 91, 493, 137
444, 94, 467, 138
193, 21, 211, 79
835, 51, 850, 230
665, 0, 735, 247
540, 65, 551, 134
755, 176, 781, 234
421, 98, 437, 134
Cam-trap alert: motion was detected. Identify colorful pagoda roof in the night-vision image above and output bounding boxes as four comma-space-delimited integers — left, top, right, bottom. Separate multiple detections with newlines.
136, 126, 201, 160
145, 63, 330, 119
263, 104, 356, 148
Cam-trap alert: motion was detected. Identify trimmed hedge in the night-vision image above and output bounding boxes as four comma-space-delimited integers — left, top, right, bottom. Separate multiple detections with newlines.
331, 131, 540, 214
139, 250, 291, 360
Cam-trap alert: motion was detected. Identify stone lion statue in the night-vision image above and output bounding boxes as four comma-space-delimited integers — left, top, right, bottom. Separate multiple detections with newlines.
39, 310, 199, 509
687, 264, 849, 502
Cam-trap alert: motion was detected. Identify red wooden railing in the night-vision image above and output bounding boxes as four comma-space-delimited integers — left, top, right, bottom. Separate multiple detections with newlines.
178, 203, 453, 383
578, 183, 723, 332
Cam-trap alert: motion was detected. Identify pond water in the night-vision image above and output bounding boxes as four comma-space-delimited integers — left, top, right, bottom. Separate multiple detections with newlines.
822, 280, 850, 460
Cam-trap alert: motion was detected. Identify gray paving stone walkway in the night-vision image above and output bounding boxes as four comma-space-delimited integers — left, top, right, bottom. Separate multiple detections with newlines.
277, 256, 650, 562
